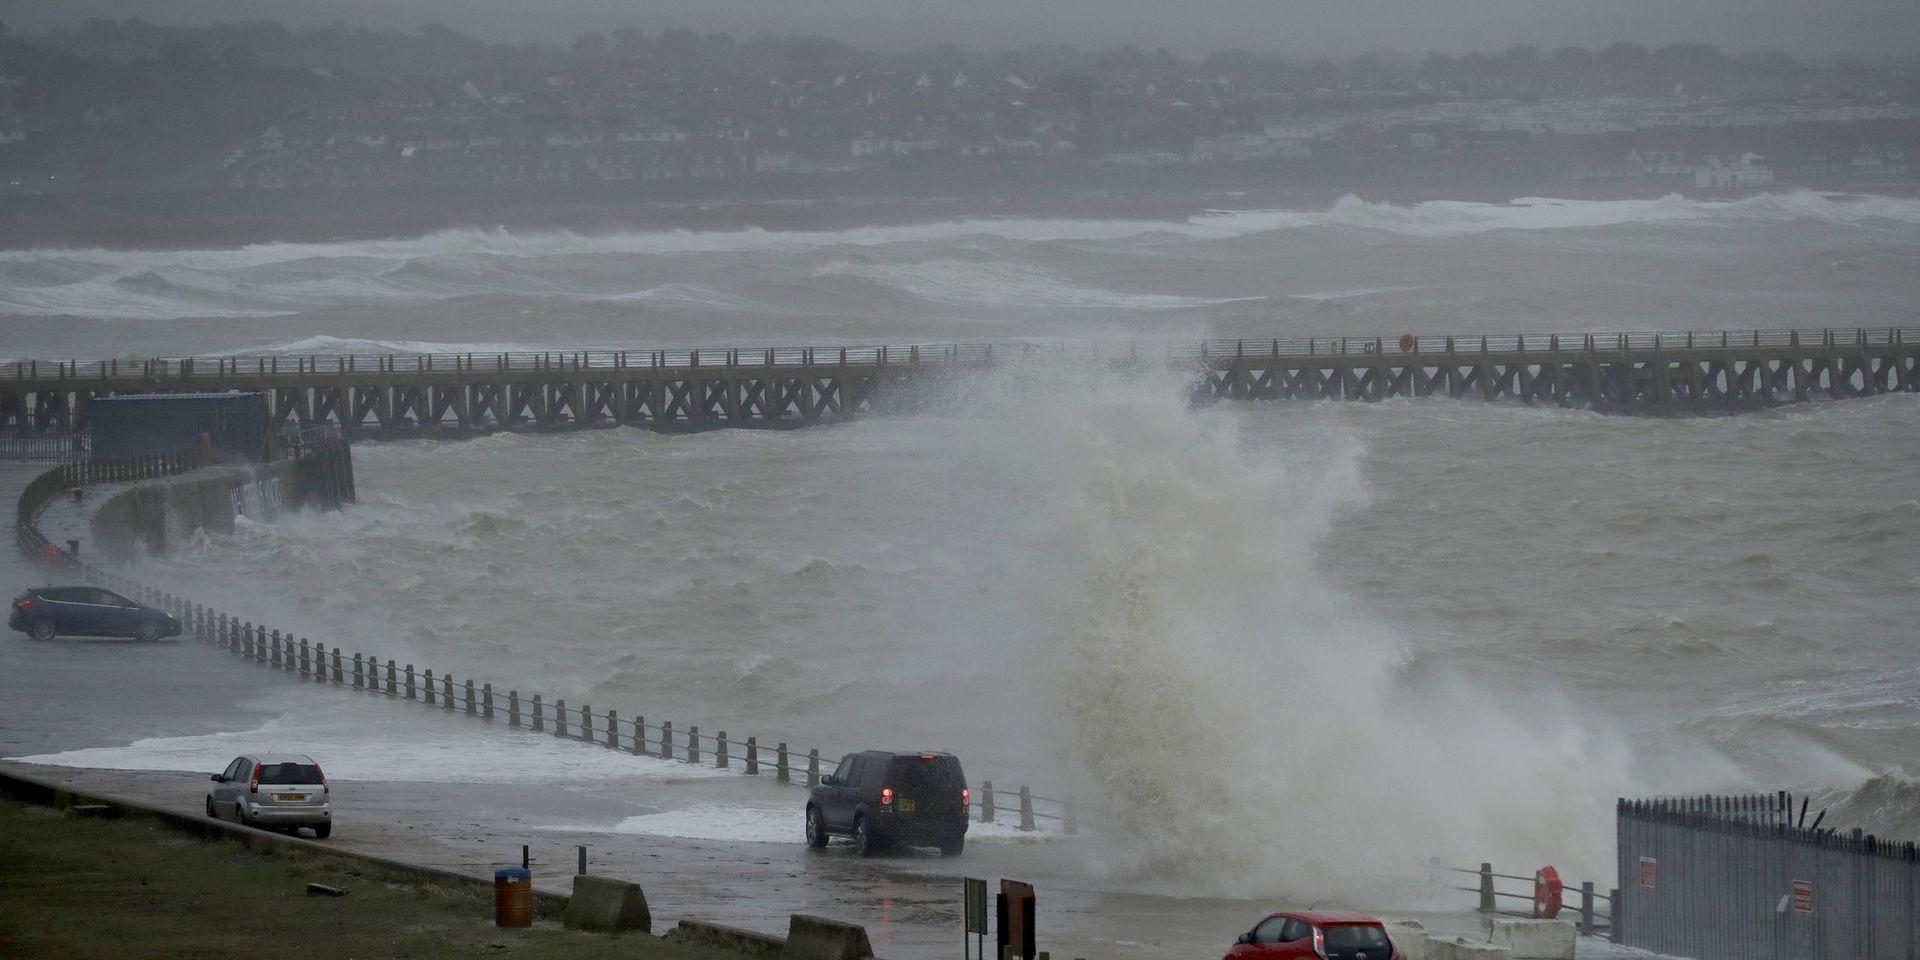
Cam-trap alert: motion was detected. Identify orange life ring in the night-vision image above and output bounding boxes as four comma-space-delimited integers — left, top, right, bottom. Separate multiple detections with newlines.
1398, 332, 1415, 353
1534, 866, 1564, 919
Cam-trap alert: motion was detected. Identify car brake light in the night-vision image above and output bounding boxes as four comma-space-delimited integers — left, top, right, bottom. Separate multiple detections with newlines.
962, 787, 970, 805
919, 754, 934, 759
248, 765, 260, 795
1312, 927, 1327, 960
17, 598, 32, 610
316, 764, 329, 796
880, 787, 893, 806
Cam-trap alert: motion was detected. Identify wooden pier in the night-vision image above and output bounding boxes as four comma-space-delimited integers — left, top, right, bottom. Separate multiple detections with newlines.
1, 328, 1913, 436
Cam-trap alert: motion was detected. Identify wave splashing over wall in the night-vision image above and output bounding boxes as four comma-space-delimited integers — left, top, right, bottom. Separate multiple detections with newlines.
973, 364, 1633, 900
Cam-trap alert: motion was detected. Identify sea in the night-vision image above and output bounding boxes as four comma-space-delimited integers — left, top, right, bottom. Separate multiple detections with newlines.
4, 190, 1918, 904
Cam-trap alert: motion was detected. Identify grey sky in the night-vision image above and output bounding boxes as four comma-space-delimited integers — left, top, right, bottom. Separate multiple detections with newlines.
5, 0, 1915, 57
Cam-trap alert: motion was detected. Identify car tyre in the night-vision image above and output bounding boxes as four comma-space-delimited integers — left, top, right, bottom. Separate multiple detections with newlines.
940, 836, 964, 857
28, 619, 55, 641
136, 620, 164, 642
805, 805, 828, 848
852, 813, 876, 857
205, 796, 217, 819
313, 823, 331, 840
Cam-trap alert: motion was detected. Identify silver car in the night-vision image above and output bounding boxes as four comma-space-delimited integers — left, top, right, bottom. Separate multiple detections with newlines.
206, 753, 333, 838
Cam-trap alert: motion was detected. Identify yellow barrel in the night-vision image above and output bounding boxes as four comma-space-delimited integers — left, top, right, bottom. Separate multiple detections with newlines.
493, 868, 533, 927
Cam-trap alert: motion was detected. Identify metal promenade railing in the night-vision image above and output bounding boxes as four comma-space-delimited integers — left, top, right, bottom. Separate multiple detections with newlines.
2, 326, 1914, 382
12, 454, 1075, 835
1444, 862, 1615, 938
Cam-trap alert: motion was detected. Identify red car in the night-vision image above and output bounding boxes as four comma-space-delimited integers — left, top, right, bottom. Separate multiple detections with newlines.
1223, 909, 1400, 960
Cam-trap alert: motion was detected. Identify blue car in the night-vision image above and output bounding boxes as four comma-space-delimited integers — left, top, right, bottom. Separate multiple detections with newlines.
9, 586, 182, 641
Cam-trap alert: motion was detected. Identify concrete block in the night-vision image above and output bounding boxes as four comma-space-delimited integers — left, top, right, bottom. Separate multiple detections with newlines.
784, 914, 874, 960
1426, 936, 1512, 960
1489, 919, 1576, 960
1381, 920, 1426, 960
562, 874, 651, 933
672, 919, 786, 959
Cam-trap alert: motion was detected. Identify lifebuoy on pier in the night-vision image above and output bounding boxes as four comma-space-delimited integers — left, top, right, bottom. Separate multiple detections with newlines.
1534, 865, 1564, 919
1399, 332, 1416, 353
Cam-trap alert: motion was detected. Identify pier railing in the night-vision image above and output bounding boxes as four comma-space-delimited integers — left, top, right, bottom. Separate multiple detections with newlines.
13, 456, 1075, 834
3, 326, 1913, 383
1444, 862, 1615, 938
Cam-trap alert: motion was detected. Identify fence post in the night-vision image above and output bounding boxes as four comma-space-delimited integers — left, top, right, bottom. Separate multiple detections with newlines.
423, 669, 436, 705
218, 613, 230, 650
660, 721, 673, 759
482, 683, 494, 720
385, 659, 397, 696
1579, 881, 1595, 935
352, 653, 364, 689
555, 699, 568, 737
1478, 863, 1495, 913
531, 694, 544, 732
1018, 786, 1035, 831
443, 674, 454, 710
580, 704, 592, 742
605, 710, 618, 749
405, 664, 417, 699
330, 647, 342, 684
716, 731, 729, 769
631, 716, 646, 755
688, 725, 701, 764
776, 742, 790, 782
508, 690, 521, 727
807, 749, 819, 787
1608, 888, 1619, 942
298, 637, 310, 676
745, 737, 759, 775
982, 781, 996, 823
465, 679, 477, 716
1063, 794, 1077, 835
270, 629, 282, 668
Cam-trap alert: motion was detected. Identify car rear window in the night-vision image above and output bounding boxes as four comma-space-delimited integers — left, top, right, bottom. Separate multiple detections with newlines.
256, 763, 324, 785
886, 756, 965, 794
1324, 925, 1390, 950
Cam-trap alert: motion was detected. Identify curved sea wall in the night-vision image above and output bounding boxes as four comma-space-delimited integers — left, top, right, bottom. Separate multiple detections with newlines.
84, 443, 354, 560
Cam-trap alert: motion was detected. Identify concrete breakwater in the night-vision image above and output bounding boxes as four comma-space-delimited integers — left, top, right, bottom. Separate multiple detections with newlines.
13, 451, 1076, 834
1, 327, 1913, 438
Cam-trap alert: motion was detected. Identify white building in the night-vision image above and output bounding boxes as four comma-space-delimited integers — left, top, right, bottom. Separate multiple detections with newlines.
1694, 153, 1775, 189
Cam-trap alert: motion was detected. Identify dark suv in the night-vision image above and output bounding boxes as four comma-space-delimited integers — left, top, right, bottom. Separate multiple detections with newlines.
806, 750, 969, 856
9, 586, 182, 641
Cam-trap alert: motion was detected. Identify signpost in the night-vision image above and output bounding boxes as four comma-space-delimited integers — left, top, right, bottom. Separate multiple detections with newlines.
964, 878, 988, 960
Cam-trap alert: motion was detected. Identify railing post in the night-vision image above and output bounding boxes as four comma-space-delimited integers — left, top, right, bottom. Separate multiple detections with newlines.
1018, 786, 1035, 831
531, 694, 544, 732
579, 703, 592, 741
409, 665, 421, 701
352, 652, 364, 688
385, 659, 397, 696
423, 669, 436, 705
745, 736, 759, 775
605, 709, 618, 749
465, 679, 477, 716
981, 781, 996, 823
442, 674, 454, 710
1478, 862, 1495, 913
631, 716, 646, 755
300, 638, 311, 675
1608, 887, 1620, 942
509, 690, 521, 728
806, 748, 819, 787
687, 725, 701, 764
554, 698, 568, 737
482, 683, 494, 720
776, 742, 790, 782
1579, 880, 1595, 935
716, 731, 729, 769
660, 721, 674, 759
329, 647, 342, 684
269, 629, 282, 668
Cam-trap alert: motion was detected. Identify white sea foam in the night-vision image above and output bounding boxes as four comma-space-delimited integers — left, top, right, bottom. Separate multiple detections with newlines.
813, 259, 1245, 309
8, 712, 733, 785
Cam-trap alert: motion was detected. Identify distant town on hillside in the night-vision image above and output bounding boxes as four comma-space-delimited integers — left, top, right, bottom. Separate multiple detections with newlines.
0, 18, 1915, 206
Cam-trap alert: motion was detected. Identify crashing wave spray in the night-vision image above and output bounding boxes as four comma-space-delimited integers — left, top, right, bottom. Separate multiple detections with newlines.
962, 362, 1634, 901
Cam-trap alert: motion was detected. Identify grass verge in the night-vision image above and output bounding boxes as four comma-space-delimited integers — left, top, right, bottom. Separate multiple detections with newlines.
0, 798, 743, 959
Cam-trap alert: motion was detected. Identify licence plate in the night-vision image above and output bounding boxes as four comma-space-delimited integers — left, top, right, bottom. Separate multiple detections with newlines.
899, 799, 916, 813
275, 793, 308, 802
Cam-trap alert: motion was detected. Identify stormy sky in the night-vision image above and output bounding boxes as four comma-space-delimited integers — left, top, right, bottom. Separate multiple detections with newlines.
4, 0, 1915, 57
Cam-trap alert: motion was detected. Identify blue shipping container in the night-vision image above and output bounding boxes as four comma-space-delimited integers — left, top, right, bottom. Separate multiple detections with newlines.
88, 393, 269, 460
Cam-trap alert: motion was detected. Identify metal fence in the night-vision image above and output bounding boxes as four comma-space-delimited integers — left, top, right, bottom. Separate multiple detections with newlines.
1617, 794, 1920, 960
0, 435, 88, 461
